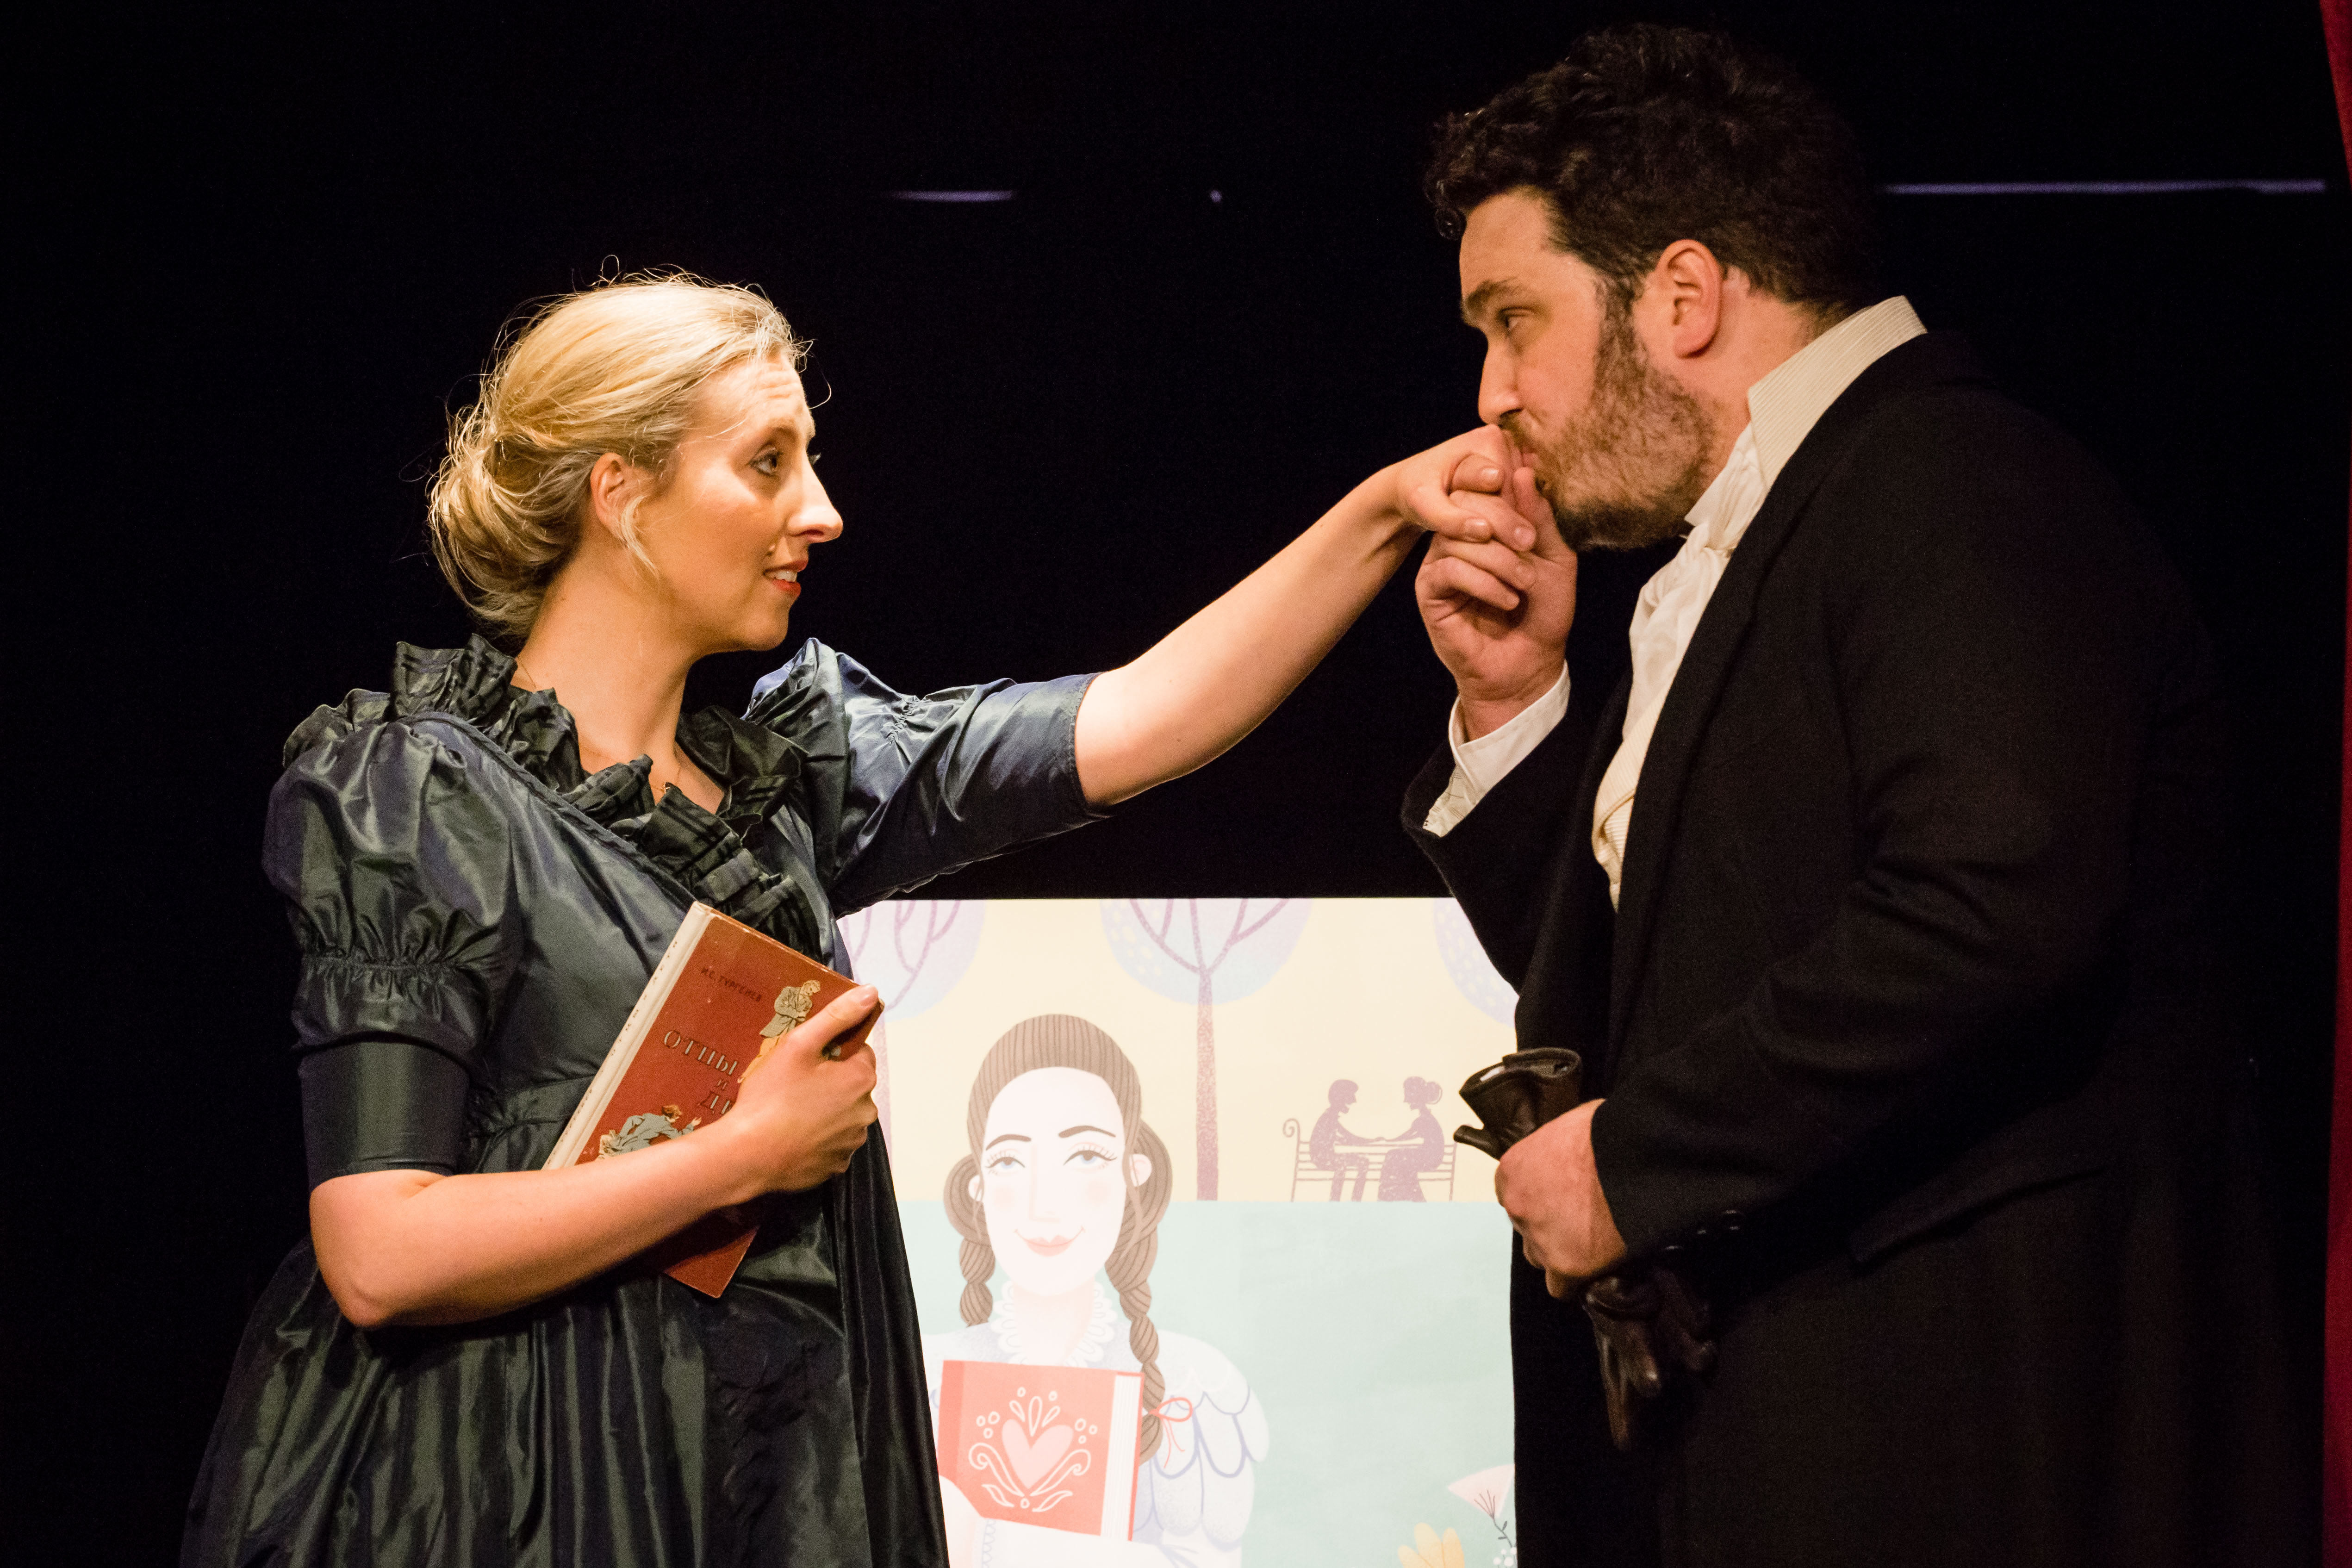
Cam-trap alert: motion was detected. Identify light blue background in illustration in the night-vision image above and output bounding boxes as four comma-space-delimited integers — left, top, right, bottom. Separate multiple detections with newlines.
900, 1198, 1518, 1565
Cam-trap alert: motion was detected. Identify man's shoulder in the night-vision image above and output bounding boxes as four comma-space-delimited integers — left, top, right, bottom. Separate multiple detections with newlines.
1806, 335, 2114, 501
1802, 366, 2142, 560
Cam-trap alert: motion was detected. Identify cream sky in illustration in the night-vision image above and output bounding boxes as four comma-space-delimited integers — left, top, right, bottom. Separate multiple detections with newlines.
877, 898, 1519, 1207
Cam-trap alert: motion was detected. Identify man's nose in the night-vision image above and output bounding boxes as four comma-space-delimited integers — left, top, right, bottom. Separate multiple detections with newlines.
1476, 350, 1520, 429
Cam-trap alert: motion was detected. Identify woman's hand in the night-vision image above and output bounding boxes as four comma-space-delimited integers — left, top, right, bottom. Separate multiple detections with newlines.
1379, 425, 1539, 552
707, 986, 882, 1195
1071, 423, 1550, 807
309, 985, 883, 1330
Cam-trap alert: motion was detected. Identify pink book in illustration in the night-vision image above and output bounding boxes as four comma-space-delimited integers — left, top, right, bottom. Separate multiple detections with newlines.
935, 1360, 1143, 1539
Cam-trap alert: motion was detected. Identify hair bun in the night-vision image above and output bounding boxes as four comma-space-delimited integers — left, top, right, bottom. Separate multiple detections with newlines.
424, 273, 803, 643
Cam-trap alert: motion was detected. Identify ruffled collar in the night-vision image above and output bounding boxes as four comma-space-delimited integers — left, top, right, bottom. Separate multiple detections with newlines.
987, 1283, 1121, 1368
387, 637, 821, 953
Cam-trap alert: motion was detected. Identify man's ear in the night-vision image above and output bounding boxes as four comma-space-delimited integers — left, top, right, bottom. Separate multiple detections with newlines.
1650, 239, 1727, 360
1129, 1154, 1154, 1189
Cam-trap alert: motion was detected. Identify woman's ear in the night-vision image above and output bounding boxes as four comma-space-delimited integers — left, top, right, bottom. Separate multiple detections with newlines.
585, 451, 641, 543
967, 1173, 983, 1202
1129, 1153, 1153, 1189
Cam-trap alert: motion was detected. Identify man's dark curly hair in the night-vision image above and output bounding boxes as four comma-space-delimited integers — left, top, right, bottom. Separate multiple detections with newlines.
1427, 25, 1878, 319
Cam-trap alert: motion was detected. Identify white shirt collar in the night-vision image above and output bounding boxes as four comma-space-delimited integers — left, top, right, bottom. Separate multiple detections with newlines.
1743, 295, 1927, 488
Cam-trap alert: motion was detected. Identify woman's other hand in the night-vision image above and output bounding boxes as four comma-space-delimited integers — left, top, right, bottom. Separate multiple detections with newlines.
310, 985, 883, 1329
715, 985, 882, 1193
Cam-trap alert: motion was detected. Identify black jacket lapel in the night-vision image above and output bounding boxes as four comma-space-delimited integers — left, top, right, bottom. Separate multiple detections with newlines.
1605, 333, 1992, 1048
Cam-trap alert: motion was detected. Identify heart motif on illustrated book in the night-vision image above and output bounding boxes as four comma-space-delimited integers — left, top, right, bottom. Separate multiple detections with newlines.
1001, 1421, 1076, 1489
964, 1387, 1101, 1515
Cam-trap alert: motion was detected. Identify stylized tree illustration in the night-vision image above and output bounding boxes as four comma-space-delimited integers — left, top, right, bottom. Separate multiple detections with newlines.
1433, 899, 1518, 1024
1106, 899, 1308, 1199
836, 900, 981, 1144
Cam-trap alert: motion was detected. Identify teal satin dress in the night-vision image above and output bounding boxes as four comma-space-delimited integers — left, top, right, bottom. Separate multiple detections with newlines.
182, 638, 1100, 1568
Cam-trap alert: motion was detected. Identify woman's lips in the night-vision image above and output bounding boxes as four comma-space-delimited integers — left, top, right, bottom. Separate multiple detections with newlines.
1020, 1233, 1077, 1257
765, 568, 801, 599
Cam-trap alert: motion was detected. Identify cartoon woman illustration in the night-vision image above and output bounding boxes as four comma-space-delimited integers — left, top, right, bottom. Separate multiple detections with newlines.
929, 1014, 1269, 1565
1375, 1076, 1446, 1202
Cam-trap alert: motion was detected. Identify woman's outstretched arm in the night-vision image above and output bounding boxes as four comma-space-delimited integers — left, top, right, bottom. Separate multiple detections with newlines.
307, 989, 880, 1328
1073, 427, 1541, 807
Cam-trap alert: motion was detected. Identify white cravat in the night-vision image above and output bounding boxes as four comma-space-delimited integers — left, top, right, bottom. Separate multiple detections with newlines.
1421, 296, 1929, 893
1590, 429, 1764, 903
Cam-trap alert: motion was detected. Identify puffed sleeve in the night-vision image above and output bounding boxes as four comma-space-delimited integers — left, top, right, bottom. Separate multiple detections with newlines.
263, 713, 516, 1187
1136, 1332, 1269, 1550
747, 642, 1105, 914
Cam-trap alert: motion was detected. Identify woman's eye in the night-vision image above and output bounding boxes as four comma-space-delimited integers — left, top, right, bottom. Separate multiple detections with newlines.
1066, 1148, 1110, 1168
985, 1155, 1024, 1174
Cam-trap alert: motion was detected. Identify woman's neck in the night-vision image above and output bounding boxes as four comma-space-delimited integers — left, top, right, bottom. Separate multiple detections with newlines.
1003, 1279, 1099, 1366
512, 567, 715, 808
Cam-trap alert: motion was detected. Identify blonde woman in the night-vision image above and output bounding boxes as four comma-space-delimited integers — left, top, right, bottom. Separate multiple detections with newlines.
182, 274, 1537, 1567
929, 1015, 1264, 1566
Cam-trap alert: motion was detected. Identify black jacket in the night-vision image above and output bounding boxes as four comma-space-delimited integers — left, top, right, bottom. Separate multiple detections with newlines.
1407, 334, 2302, 1567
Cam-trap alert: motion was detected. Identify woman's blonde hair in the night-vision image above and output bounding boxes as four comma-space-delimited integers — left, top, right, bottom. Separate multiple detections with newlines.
426, 272, 805, 641
944, 1015, 1176, 1462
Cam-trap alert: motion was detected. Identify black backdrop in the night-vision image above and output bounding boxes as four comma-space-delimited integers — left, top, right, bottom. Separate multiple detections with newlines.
22, 2, 2349, 1558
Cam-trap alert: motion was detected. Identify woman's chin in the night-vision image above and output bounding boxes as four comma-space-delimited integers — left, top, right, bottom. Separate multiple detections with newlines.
1006, 1258, 1110, 1300
708, 614, 794, 656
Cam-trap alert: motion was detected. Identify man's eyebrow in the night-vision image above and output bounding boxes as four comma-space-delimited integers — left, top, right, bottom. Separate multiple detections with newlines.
1059, 1124, 1116, 1140
984, 1133, 1031, 1148
1460, 279, 1515, 325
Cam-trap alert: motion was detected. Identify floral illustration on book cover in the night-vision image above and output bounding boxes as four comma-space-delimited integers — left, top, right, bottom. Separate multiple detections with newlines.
936, 1361, 1142, 1538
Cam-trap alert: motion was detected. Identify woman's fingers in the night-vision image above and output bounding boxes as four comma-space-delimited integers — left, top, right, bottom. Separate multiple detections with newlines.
1396, 429, 1537, 549
781, 985, 881, 1066
1446, 450, 1507, 495
1412, 482, 1539, 550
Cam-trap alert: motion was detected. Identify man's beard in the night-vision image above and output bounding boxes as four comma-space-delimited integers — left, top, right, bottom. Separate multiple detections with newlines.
1507, 309, 1717, 553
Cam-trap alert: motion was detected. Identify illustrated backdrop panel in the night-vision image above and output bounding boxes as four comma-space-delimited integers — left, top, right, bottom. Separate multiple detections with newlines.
857, 897, 1526, 1567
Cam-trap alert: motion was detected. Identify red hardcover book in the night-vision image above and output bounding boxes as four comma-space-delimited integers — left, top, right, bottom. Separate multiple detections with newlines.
935, 1360, 1143, 1540
545, 903, 879, 1296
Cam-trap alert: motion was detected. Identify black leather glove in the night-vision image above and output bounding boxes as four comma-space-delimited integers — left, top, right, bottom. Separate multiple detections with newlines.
1580, 1264, 1716, 1450
1453, 1047, 1586, 1159
1453, 1047, 1717, 1452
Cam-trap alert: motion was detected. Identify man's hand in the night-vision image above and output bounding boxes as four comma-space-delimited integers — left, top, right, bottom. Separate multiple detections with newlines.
1495, 1098, 1627, 1298
1416, 458, 1576, 738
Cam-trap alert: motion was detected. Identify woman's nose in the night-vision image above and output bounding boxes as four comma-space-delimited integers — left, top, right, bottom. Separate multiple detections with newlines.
1024, 1172, 1058, 1220
797, 462, 845, 542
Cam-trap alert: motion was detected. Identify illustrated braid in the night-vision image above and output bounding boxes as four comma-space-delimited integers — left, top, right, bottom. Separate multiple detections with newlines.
1109, 1234, 1166, 1461
944, 1152, 996, 1326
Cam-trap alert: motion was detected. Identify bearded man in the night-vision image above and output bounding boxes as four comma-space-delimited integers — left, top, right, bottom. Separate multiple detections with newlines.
1402, 26, 2301, 1567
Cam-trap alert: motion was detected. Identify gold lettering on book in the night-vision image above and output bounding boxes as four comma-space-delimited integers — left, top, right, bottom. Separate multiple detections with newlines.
660, 1028, 745, 1080
697, 963, 766, 1002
